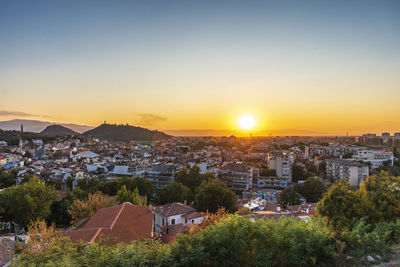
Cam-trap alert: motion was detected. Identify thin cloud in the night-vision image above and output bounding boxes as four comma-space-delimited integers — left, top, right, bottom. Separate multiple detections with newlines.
0, 110, 51, 118
135, 113, 167, 126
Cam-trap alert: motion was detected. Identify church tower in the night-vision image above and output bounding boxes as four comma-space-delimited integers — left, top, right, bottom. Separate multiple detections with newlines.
19, 124, 23, 154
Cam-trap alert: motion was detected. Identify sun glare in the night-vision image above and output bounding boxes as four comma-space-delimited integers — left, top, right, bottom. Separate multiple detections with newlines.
238, 115, 256, 130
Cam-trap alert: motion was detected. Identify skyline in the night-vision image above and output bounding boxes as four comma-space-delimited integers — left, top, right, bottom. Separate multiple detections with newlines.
1, 0, 400, 136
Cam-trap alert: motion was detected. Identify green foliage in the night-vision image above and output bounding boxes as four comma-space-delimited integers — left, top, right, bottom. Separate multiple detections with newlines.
259, 168, 276, 177
0, 168, 18, 189
0, 176, 57, 228
82, 123, 170, 142
317, 161, 327, 176
0, 129, 56, 146
156, 182, 193, 205
116, 186, 146, 205
317, 179, 364, 230
48, 191, 75, 227
278, 187, 302, 208
194, 178, 236, 213
359, 172, 400, 224
341, 219, 400, 257
295, 177, 327, 203
318, 172, 400, 231
14, 215, 336, 267
174, 166, 211, 192
342, 152, 354, 159
292, 164, 308, 182
99, 177, 154, 200
170, 215, 335, 266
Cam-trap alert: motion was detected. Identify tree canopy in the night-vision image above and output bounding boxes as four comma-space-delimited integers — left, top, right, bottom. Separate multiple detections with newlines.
0, 176, 57, 228
194, 179, 236, 213
156, 182, 193, 205
277, 187, 302, 208
68, 191, 116, 225
295, 177, 327, 203
116, 186, 147, 205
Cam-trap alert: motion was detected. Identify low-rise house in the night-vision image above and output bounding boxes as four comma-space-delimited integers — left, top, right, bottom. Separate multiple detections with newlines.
154, 202, 203, 232
65, 202, 154, 244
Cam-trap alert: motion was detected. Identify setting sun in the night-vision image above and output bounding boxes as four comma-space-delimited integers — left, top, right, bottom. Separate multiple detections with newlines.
238, 115, 256, 130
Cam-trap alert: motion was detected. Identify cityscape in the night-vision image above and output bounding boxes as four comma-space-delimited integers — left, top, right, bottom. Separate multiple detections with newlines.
1, 1, 400, 266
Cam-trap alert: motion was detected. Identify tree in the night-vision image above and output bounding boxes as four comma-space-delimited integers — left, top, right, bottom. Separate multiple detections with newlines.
342, 152, 354, 159
259, 168, 276, 177
120, 177, 153, 200
116, 186, 147, 205
295, 177, 327, 203
170, 215, 335, 266
278, 188, 302, 208
156, 182, 193, 205
21, 220, 62, 255
0, 168, 18, 189
0, 176, 57, 229
292, 164, 308, 182
359, 171, 400, 224
48, 191, 75, 227
318, 161, 327, 176
68, 191, 116, 225
194, 179, 236, 213
174, 166, 210, 192
316, 179, 364, 230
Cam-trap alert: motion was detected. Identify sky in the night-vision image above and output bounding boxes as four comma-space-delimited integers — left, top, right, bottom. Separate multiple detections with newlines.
0, 0, 399, 136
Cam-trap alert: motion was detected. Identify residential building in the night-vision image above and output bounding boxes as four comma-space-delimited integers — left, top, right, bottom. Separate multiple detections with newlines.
217, 162, 256, 192
269, 153, 293, 183
154, 202, 203, 232
65, 203, 154, 244
353, 149, 394, 169
139, 163, 176, 189
326, 159, 369, 186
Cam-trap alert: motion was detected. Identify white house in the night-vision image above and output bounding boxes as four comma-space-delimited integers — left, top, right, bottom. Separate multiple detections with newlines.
153, 202, 204, 232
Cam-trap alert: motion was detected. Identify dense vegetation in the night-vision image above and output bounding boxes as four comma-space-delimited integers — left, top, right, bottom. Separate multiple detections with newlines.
83, 123, 170, 142
0, 128, 57, 146
40, 124, 77, 135
13, 215, 337, 267
156, 166, 237, 212
4, 171, 400, 266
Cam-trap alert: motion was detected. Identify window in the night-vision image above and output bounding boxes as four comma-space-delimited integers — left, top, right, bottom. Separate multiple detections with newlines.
171, 219, 175, 225
192, 220, 194, 223
185, 219, 187, 223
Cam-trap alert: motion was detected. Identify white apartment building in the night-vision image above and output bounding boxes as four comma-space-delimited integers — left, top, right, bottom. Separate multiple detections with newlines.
269, 153, 293, 183
353, 149, 394, 169
326, 159, 369, 186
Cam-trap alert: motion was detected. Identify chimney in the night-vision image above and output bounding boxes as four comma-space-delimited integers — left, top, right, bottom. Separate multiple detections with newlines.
184, 200, 187, 206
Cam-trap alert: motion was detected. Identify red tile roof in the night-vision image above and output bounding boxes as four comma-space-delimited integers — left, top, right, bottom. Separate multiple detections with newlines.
65, 203, 153, 244
182, 211, 204, 220
160, 223, 190, 244
155, 202, 197, 217
0, 237, 16, 266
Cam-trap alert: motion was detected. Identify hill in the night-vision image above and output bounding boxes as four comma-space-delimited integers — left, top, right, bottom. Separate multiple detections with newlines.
82, 123, 170, 142
41, 125, 77, 135
0, 119, 93, 133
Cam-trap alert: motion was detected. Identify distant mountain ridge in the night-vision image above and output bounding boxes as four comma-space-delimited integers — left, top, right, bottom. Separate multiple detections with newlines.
41, 125, 77, 135
164, 128, 327, 137
83, 123, 170, 141
0, 119, 93, 133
